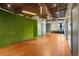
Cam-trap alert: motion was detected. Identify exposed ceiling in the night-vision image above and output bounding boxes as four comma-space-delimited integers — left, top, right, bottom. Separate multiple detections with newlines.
0, 3, 67, 19
0, 3, 40, 17
46, 3, 67, 18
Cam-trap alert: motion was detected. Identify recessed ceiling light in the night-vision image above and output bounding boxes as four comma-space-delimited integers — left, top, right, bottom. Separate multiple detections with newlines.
53, 4, 56, 7
56, 11, 59, 15
7, 4, 11, 8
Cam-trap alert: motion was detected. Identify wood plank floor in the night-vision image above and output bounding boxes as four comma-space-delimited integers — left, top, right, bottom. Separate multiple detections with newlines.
0, 33, 71, 56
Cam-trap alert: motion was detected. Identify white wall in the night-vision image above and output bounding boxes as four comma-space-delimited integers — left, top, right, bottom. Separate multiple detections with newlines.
32, 16, 46, 36
65, 4, 79, 55
71, 4, 79, 55
78, 4, 79, 56
65, 4, 73, 50
51, 20, 65, 31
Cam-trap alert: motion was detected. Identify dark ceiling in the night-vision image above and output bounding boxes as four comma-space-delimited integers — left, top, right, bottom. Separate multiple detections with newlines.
0, 3, 67, 19
45, 3, 67, 18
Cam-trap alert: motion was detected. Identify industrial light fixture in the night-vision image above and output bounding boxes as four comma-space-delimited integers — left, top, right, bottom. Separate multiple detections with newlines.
40, 6, 43, 14
47, 15, 49, 20
22, 10, 37, 16
47, 15, 53, 20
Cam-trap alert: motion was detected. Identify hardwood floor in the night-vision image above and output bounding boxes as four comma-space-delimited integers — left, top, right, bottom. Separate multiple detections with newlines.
0, 33, 71, 56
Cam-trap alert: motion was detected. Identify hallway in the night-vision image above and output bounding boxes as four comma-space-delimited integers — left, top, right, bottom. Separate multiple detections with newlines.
0, 33, 71, 56
1, 3, 78, 56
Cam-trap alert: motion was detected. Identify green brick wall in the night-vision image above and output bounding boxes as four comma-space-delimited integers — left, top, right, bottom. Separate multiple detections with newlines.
0, 10, 37, 47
